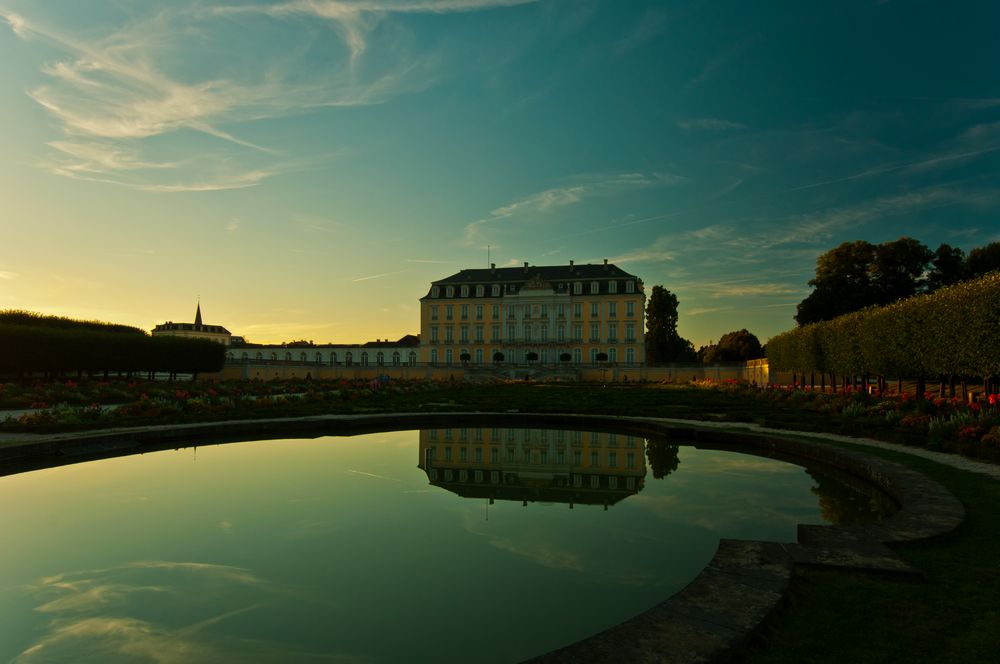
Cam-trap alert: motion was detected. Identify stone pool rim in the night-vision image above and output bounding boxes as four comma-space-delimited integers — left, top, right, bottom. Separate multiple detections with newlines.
0, 412, 965, 663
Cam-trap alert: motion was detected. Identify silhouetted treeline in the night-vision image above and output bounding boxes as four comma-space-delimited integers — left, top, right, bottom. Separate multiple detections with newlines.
0, 310, 225, 378
796, 238, 1000, 325
0, 310, 146, 336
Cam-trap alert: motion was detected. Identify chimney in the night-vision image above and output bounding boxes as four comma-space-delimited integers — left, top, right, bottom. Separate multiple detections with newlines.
490, 263, 496, 272
569, 260, 574, 267
524, 261, 529, 271
603, 258, 609, 270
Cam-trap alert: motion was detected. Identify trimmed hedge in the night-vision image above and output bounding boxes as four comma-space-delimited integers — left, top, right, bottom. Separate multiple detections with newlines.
0, 318, 225, 376
767, 271, 1000, 382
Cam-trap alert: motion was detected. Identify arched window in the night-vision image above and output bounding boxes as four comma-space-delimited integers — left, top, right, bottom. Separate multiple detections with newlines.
242, 352, 249, 360
491, 284, 500, 296
361, 351, 369, 366
409, 351, 417, 365
300, 352, 307, 362
626, 347, 635, 365
285, 352, 292, 361
331, 352, 338, 365
345, 351, 353, 365
226, 352, 234, 360
256, 352, 263, 360
392, 351, 401, 366
376, 351, 384, 366
476, 285, 484, 297
270, 352, 278, 361
316, 352, 322, 363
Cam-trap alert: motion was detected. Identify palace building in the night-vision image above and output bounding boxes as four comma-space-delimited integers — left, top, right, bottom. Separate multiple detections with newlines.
152, 303, 232, 345
419, 260, 645, 366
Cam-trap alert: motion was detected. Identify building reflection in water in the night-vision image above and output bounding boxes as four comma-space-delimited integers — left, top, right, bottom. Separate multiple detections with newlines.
418, 428, 652, 510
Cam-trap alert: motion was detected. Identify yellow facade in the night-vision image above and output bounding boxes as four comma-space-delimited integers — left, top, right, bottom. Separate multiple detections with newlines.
419, 261, 645, 367
417, 427, 647, 506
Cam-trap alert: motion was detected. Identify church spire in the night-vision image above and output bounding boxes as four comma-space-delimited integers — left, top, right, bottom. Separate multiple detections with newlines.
194, 300, 203, 327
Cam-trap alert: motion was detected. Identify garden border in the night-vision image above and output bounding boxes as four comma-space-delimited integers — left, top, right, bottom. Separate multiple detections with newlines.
0, 413, 966, 662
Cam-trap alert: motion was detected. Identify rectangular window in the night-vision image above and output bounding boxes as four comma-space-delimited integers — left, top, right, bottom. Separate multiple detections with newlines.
573, 450, 582, 465
460, 447, 467, 462
540, 326, 547, 341
492, 285, 501, 297
626, 452, 635, 468
461, 285, 469, 297
476, 304, 483, 320
590, 302, 599, 318
492, 325, 500, 341
590, 450, 599, 466
430, 326, 439, 342
557, 449, 565, 464
609, 452, 617, 468
461, 304, 469, 320
590, 281, 599, 294
476, 326, 484, 342
445, 447, 452, 461
446, 305, 454, 320
590, 323, 600, 341
573, 324, 582, 341
557, 303, 566, 318
475, 448, 482, 462
609, 323, 618, 342
523, 325, 531, 341
626, 301, 635, 317
557, 326, 565, 341
574, 282, 582, 294
625, 323, 635, 342
507, 447, 515, 462
609, 281, 617, 294
476, 285, 484, 297
491, 304, 500, 318
540, 304, 548, 318
430, 305, 439, 321
445, 327, 453, 342
540, 449, 548, 464
446, 286, 454, 297
608, 302, 617, 318
573, 303, 582, 318
491, 448, 498, 463
460, 326, 469, 342
507, 324, 516, 340
626, 280, 635, 293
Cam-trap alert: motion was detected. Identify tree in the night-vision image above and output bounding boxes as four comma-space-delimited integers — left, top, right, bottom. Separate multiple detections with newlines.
559, 352, 572, 363
645, 438, 680, 479
645, 286, 697, 362
796, 238, 933, 325
869, 237, 933, 304
967, 241, 1000, 278
698, 329, 763, 363
926, 243, 967, 292
525, 351, 538, 362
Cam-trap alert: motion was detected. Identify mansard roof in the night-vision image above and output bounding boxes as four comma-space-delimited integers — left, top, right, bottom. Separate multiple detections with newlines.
431, 261, 638, 285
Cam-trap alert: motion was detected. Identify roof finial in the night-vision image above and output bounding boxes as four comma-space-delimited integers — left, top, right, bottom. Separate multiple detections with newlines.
195, 298, 203, 327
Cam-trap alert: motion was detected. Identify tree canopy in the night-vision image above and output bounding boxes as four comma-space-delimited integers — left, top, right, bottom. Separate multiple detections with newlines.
698, 329, 763, 363
795, 238, 1000, 325
645, 286, 696, 363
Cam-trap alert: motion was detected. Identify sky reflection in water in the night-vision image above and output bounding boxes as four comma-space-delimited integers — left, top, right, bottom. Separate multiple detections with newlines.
0, 429, 889, 662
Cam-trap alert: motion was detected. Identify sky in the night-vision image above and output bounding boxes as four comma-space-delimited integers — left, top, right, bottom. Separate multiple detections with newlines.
1, 0, 998, 348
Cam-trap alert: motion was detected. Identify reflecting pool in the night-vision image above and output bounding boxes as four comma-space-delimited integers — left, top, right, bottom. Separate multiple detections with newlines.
0, 428, 892, 662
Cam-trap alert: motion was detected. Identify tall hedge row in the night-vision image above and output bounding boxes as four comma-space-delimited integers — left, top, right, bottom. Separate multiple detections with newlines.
0, 324, 225, 376
767, 271, 1000, 380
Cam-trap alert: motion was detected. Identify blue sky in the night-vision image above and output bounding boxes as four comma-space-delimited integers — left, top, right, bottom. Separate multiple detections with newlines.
1, 0, 998, 346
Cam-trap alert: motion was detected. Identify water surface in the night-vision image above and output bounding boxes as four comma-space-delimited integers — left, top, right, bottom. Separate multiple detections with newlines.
0, 428, 890, 662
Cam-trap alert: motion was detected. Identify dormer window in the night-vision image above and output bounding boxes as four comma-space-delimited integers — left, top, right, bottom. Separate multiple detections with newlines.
608, 281, 617, 294
626, 280, 635, 293
573, 282, 582, 295
590, 281, 599, 294
491, 284, 500, 296
446, 286, 455, 298
476, 285, 484, 297
431, 286, 440, 298
461, 285, 469, 297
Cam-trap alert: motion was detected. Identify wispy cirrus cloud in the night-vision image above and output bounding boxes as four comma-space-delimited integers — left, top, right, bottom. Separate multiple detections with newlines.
1, 1, 525, 192
462, 172, 686, 246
